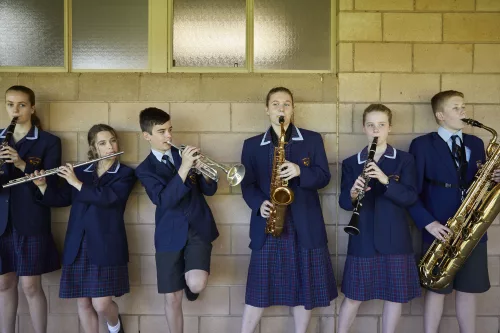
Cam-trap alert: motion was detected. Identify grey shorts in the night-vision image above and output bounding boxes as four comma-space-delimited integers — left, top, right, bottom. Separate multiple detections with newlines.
422, 242, 490, 294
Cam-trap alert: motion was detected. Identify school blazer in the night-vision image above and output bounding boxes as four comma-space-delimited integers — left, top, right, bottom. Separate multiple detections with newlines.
241, 127, 331, 250
135, 148, 219, 252
339, 147, 418, 256
408, 132, 487, 244
0, 127, 61, 236
38, 162, 136, 266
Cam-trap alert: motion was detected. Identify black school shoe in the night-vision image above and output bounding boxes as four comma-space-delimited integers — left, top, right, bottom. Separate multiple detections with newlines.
184, 285, 199, 301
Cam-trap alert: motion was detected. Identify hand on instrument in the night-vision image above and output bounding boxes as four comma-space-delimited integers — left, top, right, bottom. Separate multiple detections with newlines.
350, 176, 370, 200
365, 162, 389, 185
279, 161, 300, 181
493, 168, 500, 183
425, 221, 452, 242
31, 169, 47, 187
260, 200, 274, 218
0, 146, 26, 171
180, 146, 201, 172
58, 163, 82, 189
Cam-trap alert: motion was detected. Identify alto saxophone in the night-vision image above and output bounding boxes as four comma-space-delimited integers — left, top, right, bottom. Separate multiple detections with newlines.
419, 118, 500, 289
265, 116, 294, 237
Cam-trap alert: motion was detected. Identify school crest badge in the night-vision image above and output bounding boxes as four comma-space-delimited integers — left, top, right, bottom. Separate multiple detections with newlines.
27, 157, 42, 166
388, 174, 400, 182
302, 157, 310, 167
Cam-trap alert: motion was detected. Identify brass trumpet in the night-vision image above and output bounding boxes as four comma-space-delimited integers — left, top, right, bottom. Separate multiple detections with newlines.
167, 142, 245, 186
2, 152, 124, 188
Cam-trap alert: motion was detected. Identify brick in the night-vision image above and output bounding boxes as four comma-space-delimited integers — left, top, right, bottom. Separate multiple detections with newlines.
354, 43, 412, 72
200, 133, 248, 163
141, 255, 157, 285
19, 314, 78, 333
140, 316, 199, 333
209, 256, 250, 285
339, 0, 353, 10
339, 74, 381, 102
474, 45, 500, 73
320, 317, 335, 333
387, 134, 416, 151
0, 74, 19, 101
261, 316, 319, 333
444, 14, 500, 42
200, 317, 258, 333
42, 269, 61, 285
477, 0, 500, 11
384, 14, 442, 42
53, 132, 78, 162
339, 13, 382, 41
211, 225, 230, 255
115, 286, 165, 315
338, 316, 378, 333
322, 74, 337, 103
356, 0, 413, 10
123, 193, 138, 224
231, 103, 269, 132
170, 103, 230, 132
18, 74, 78, 101
138, 132, 199, 162
381, 74, 440, 103
205, 195, 251, 225
414, 104, 438, 133
126, 225, 155, 254
396, 316, 425, 333
49, 286, 77, 314
473, 105, 500, 136
338, 203, 353, 226
78, 74, 139, 101
109, 103, 169, 131
49, 103, 108, 132
125, 255, 140, 287
138, 193, 154, 224
489, 256, 500, 286
294, 103, 336, 133
116, 132, 139, 163
322, 194, 338, 225
139, 74, 201, 102
477, 287, 500, 315
442, 75, 500, 103
231, 225, 251, 255
416, 0, 474, 11
339, 43, 353, 72
414, 44, 473, 73
338, 104, 353, 133
353, 103, 413, 134
337, 134, 371, 163
182, 287, 230, 315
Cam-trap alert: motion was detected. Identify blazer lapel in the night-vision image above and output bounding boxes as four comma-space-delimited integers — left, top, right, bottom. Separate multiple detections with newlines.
151, 152, 173, 177
431, 132, 458, 176
172, 147, 182, 171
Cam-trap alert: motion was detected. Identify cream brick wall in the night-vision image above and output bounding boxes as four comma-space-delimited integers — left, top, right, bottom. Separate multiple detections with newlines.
1, 1, 500, 332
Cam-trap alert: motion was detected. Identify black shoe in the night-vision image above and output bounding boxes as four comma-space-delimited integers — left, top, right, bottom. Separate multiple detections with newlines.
184, 285, 199, 301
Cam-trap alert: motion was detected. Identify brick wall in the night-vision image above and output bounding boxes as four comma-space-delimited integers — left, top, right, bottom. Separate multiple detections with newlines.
1, 1, 500, 332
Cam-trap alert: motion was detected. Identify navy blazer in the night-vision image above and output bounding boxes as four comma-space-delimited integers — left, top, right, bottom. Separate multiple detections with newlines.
339, 146, 418, 256
38, 162, 136, 266
135, 148, 219, 252
0, 126, 61, 236
241, 126, 331, 250
408, 132, 487, 244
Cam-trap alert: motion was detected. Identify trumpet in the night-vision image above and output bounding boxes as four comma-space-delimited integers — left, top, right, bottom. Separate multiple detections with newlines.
167, 142, 245, 186
2, 152, 124, 188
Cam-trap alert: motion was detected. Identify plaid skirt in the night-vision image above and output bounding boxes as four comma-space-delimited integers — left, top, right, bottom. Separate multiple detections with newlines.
341, 254, 422, 303
59, 236, 130, 299
245, 216, 338, 310
0, 225, 60, 276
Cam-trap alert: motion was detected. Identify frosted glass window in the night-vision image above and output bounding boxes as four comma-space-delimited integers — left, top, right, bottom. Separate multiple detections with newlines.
172, 0, 246, 68
0, 0, 64, 67
254, 0, 331, 70
72, 0, 148, 70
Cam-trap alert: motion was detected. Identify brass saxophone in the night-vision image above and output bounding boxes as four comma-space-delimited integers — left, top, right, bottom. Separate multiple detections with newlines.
265, 116, 294, 237
419, 118, 500, 289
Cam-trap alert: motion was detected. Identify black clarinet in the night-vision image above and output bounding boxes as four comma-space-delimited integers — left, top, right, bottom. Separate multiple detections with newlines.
344, 136, 378, 236
0, 117, 19, 174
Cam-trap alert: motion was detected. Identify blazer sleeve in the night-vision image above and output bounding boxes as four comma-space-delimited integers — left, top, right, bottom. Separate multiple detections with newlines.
407, 140, 438, 230
382, 154, 418, 207
38, 178, 73, 207
198, 173, 218, 196
73, 168, 136, 207
136, 168, 191, 209
240, 140, 268, 212
25, 136, 62, 177
339, 160, 355, 211
298, 134, 331, 190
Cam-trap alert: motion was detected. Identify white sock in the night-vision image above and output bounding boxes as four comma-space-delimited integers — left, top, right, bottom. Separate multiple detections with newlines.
107, 318, 121, 333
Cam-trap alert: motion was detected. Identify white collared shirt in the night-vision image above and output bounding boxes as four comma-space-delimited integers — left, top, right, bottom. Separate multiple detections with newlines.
437, 127, 471, 162
152, 149, 174, 164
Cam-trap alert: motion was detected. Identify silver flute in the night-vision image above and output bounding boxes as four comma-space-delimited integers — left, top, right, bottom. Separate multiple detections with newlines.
2, 151, 124, 188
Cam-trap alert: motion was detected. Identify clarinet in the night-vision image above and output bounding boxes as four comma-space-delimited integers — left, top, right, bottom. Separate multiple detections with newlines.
0, 117, 19, 174
344, 136, 378, 236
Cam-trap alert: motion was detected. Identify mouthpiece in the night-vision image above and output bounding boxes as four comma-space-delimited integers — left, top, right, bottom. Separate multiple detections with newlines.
462, 118, 483, 128
278, 116, 285, 124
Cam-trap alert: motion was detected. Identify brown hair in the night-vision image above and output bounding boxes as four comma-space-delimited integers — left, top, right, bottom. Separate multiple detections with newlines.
363, 104, 393, 126
431, 90, 464, 122
265, 87, 294, 107
5, 85, 42, 130
139, 107, 170, 134
87, 124, 119, 160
